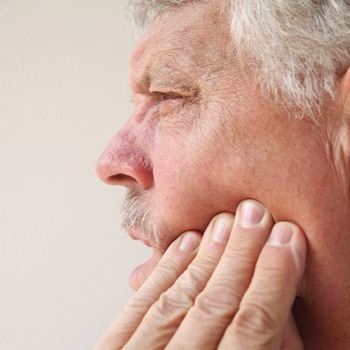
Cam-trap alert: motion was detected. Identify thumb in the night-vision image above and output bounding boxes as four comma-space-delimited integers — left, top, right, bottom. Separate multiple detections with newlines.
281, 312, 304, 350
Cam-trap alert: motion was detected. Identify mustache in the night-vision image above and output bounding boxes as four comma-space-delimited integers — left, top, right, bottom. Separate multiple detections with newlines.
120, 189, 160, 246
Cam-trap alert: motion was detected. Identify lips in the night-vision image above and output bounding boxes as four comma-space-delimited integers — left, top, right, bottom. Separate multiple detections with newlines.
128, 229, 152, 247
127, 228, 164, 290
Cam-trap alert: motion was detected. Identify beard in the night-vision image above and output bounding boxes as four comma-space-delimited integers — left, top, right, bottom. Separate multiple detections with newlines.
120, 189, 161, 247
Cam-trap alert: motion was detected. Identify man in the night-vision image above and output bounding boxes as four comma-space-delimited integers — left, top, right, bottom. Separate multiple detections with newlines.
95, 0, 350, 349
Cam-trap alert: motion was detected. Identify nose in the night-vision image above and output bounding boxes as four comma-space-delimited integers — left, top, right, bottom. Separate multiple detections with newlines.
96, 126, 153, 190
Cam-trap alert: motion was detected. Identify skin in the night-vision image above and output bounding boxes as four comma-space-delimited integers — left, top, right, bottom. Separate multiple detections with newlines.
96, 1, 350, 349
93, 205, 306, 349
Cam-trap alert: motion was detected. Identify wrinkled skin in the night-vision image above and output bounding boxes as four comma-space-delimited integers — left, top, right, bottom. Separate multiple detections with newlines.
96, 1, 350, 349
93, 202, 307, 349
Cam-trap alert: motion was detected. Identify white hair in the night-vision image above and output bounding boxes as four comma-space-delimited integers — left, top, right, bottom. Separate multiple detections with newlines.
129, 0, 350, 117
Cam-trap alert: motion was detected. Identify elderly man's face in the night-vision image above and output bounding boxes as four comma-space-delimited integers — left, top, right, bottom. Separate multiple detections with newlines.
97, 0, 349, 299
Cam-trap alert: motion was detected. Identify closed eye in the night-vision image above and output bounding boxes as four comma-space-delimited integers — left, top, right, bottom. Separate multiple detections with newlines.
154, 91, 182, 101
159, 93, 172, 101
153, 92, 184, 116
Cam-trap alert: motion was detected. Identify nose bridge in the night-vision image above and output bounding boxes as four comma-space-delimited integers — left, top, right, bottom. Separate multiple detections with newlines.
96, 118, 153, 189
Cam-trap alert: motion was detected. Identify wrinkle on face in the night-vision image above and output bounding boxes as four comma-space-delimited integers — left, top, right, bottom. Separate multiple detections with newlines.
130, 2, 233, 92
119, 1, 350, 309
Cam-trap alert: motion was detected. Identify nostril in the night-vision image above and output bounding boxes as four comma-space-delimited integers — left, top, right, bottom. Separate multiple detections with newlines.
107, 174, 136, 185
96, 140, 154, 189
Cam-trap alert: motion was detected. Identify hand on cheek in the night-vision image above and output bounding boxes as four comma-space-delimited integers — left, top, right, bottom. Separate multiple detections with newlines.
93, 200, 307, 350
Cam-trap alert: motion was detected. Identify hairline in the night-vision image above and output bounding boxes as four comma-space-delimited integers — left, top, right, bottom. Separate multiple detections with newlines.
128, 0, 350, 119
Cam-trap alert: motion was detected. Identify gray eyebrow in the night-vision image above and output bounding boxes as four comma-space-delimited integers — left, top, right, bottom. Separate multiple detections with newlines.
131, 52, 195, 93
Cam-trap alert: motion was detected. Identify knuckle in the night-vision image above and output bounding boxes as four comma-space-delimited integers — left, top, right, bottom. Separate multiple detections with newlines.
147, 243, 230, 323
155, 259, 183, 285
221, 246, 254, 265
128, 289, 157, 312
152, 287, 194, 321
195, 284, 241, 317
186, 257, 216, 285
148, 256, 221, 321
257, 254, 295, 285
173, 263, 210, 298
158, 256, 187, 276
223, 232, 264, 263
232, 302, 279, 341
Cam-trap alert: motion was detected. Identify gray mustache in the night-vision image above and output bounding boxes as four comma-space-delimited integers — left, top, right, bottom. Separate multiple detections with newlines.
121, 189, 160, 246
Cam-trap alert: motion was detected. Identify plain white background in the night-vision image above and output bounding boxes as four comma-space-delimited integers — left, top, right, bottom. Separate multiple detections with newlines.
0, 0, 150, 348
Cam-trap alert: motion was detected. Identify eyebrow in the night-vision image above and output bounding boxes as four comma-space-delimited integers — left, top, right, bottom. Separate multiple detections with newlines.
132, 74, 151, 92
132, 52, 197, 94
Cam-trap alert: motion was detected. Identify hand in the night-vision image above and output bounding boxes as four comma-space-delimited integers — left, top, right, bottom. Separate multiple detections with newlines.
93, 199, 307, 349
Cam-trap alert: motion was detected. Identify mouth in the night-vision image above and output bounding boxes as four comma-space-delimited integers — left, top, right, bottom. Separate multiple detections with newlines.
128, 228, 152, 247
127, 228, 163, 291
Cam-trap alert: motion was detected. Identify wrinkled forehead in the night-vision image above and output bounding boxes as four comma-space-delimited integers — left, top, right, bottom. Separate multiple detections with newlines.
129, 0, 227, 30
129, 1, 232, 87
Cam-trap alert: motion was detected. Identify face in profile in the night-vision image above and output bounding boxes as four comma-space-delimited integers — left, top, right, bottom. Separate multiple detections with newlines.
96, 0, 350, 299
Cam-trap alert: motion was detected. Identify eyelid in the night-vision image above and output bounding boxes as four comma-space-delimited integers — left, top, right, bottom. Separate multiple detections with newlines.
152, 91, 183, 101
131, 87, 197, 108
149, 86, 198, 98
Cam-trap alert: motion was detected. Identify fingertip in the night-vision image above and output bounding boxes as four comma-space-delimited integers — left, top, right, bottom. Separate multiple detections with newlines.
268, 222, 307, 280
210, 213, 235, 243
267, 222, 293, 246
178, 231, 202, 252
237, 199, 266, 228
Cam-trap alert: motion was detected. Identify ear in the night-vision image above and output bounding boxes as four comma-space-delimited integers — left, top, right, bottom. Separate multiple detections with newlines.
339, 66, 350, 160
340, 66, 350, 115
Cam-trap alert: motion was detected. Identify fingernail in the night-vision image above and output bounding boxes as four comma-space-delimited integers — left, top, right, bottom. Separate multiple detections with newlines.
238, 200, 265, 228
268, 223, 293, 246
211, 217, 232, 243
179, 232, 201, 252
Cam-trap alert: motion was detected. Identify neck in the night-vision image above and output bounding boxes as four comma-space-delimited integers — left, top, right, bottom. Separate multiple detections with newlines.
294, 294, 350, 350
294, 207, 350, 350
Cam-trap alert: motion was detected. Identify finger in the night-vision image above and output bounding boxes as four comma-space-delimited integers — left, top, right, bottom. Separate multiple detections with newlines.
93, 230, 201, 350
167, 200, 274, 349
123, 213, 235, 350
219, 222, 307, 350
281, 313, 304, 350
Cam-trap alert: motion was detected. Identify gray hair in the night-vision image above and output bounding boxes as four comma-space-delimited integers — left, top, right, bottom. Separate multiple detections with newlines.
129, 0, 350, 117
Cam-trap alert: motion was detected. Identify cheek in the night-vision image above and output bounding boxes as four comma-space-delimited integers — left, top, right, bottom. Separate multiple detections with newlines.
226, 124, 333, 222
152, 133, 233, 232
149, 105, 326, 236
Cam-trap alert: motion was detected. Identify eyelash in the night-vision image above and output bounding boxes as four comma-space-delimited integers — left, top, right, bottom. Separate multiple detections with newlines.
153, 92, 184, 116
154, 92, 181, 101
158, 93, 172, 101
